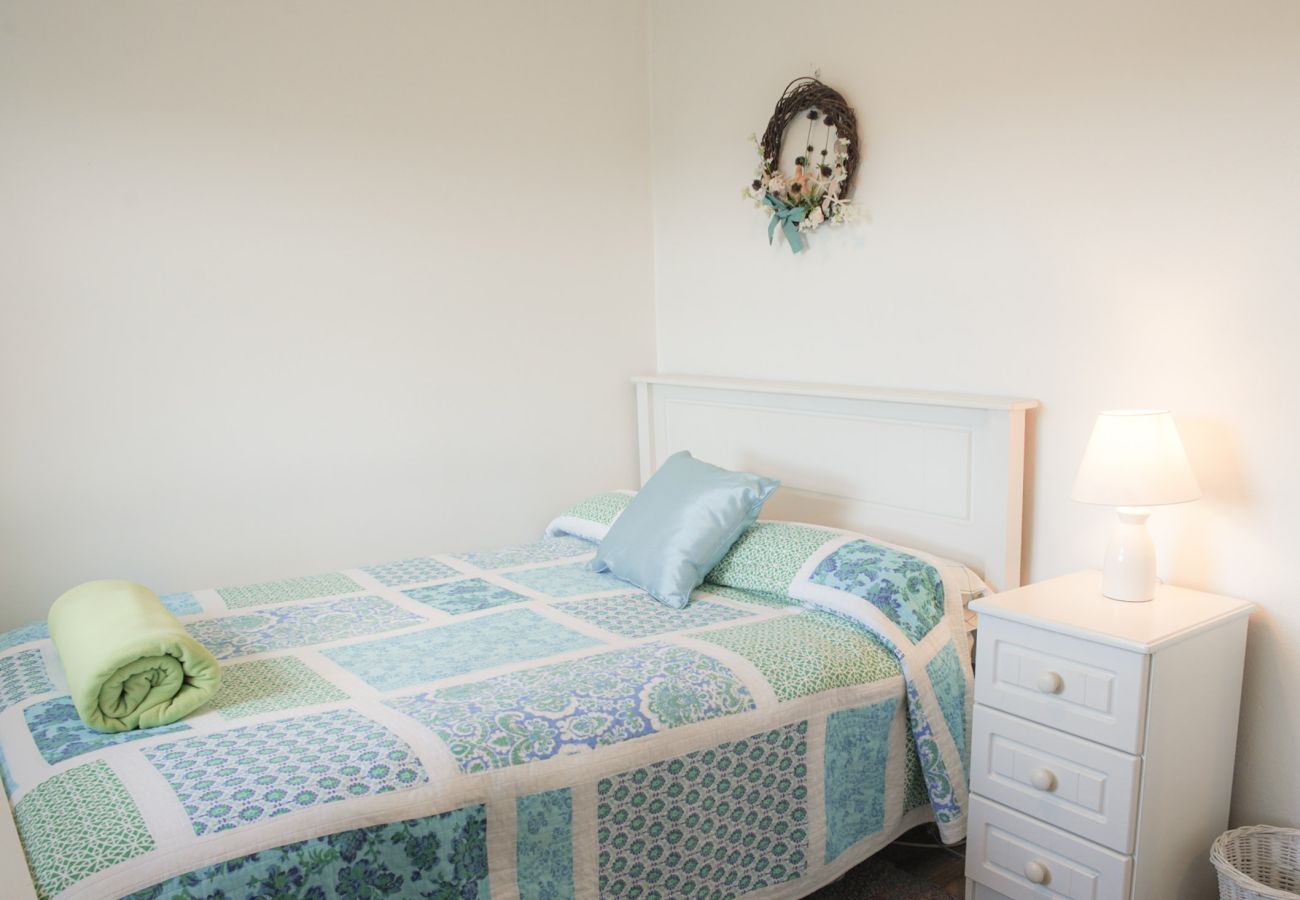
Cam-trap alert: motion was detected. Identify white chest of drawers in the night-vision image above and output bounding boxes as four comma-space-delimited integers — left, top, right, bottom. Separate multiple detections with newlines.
964, 571, 1252, 900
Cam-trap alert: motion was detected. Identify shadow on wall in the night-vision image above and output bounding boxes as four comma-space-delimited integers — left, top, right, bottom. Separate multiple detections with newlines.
1167, 417, 1295, 826
1169, 417, 1253, 589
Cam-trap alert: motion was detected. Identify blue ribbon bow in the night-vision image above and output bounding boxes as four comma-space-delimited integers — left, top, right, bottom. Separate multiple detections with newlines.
763, 195, 807, 254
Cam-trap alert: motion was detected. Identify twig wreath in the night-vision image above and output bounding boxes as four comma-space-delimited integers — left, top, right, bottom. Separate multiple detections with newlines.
745, 77, 860, 253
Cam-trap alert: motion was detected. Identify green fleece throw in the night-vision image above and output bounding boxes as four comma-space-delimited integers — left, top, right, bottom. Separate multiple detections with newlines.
48, 580, 221, 733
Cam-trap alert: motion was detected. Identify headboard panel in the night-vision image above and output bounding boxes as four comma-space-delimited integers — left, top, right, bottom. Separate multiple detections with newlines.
634, 375, 1037, 591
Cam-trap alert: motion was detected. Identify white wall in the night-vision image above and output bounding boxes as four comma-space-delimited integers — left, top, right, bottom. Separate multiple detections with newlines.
650, 1, 1300, 828
0, 1, 655, 626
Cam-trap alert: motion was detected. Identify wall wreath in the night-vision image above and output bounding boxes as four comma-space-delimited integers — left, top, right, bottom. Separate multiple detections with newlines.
746, 76, 860, 254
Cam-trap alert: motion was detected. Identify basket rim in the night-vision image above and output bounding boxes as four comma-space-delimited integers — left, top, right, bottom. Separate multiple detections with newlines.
1211, 825, 1300, 900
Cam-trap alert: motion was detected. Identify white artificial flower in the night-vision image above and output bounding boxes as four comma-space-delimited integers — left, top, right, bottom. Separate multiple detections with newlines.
808, 207, 825, 227
811, 167, 839, 197
767, 174, 787, 194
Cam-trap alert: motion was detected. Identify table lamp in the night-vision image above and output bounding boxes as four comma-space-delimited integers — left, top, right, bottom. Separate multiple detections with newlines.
1071, 410, 1201, 602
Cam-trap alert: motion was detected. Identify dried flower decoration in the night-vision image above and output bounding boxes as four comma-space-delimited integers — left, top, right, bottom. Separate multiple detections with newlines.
745, 77, 860, 254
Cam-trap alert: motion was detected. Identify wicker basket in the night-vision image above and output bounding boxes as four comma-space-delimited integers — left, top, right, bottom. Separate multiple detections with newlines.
1211, 825, 1300, 900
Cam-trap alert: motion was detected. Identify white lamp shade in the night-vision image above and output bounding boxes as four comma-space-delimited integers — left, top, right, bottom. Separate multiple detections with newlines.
1072, 410, 1201, 507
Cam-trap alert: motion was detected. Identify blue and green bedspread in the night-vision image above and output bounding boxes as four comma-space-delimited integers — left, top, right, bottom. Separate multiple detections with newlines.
0, 491, 973, 899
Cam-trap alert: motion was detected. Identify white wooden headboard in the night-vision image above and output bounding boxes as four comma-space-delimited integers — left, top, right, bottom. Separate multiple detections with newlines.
634, 375, 1037, 591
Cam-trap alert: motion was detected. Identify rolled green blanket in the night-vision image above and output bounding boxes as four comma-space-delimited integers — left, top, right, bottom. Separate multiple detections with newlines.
48, 580, 221, 733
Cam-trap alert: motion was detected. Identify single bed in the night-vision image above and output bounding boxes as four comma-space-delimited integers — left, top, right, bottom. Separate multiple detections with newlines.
0, 376, 1035, 899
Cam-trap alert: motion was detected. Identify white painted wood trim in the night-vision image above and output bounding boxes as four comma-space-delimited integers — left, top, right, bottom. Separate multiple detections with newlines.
633, 374, 1034, 590
634, 379, 654, 484
632, 374, 1039, 411
970, 571, 1255, 653
0, 779, 37, 900
1131, 616, 1249, 900
996, 408, 1027, 590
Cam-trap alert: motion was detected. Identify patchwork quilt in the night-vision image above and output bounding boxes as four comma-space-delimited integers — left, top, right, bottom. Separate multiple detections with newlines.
0, 491, 973, 899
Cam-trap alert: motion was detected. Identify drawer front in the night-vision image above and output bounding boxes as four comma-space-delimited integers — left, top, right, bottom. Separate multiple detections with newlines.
975, 618, 1149, 752
972, 706, 1142, 852
967, 796, 1133, 900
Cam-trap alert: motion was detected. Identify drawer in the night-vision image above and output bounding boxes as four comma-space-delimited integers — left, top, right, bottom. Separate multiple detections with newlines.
972, 706, 1142, 852
975, 618, 1149, 753
967, 796, 1133, 900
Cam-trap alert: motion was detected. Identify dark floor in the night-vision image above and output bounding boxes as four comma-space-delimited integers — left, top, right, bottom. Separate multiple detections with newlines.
808, 825, 965, 899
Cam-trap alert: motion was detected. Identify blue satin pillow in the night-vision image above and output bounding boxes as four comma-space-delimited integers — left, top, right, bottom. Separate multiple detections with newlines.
591, 451, 779, 608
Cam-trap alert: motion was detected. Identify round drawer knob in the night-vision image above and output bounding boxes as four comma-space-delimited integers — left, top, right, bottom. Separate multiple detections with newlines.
1024, 860, 1051, 885
1030, 767, 1057, 792
1036, 671, 1064, 694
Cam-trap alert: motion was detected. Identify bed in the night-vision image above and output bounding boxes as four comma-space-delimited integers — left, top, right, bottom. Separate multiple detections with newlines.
0, 375, 1036, 899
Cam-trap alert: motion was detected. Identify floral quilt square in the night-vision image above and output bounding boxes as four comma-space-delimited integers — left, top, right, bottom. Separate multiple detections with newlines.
926, 641, 969, 770
130, 804, 488, 900
24, 697, 190, 765
808, 540, 944, 642
500, 563, 630, 598
708, 522, 837, 597
824, 698, 897, 862
0, 621, 49, 652
697, 583, 797, 609
208, 657, 347, 719
695, 610, 901, 702
903, 738, 929, 813
386, 643, 754, 773
0, 744, 14, 797
1, 648, 52, 714
324, 609, 600, 691
402, 578, 531, 615
516, 788, 573, 900
14, 761, 154, 898
555, 492, 633, 526
453, 536, 593, 570
216, 572, 362, 609
158, 592, 202, 615
557, 593, 754, 638
186, 595, 423, 660
361, 557, 461, 587
596, 721, 809, 897
143, 709, 427, 836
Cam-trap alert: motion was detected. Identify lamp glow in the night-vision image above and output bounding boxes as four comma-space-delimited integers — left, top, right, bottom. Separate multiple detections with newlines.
1072, 410, 1200, 602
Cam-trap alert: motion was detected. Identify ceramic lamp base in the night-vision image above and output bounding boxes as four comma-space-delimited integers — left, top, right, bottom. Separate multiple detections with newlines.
1101, 507, 1157, 602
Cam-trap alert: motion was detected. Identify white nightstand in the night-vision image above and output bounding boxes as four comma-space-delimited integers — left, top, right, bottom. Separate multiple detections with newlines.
964, 571, 1252, 900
